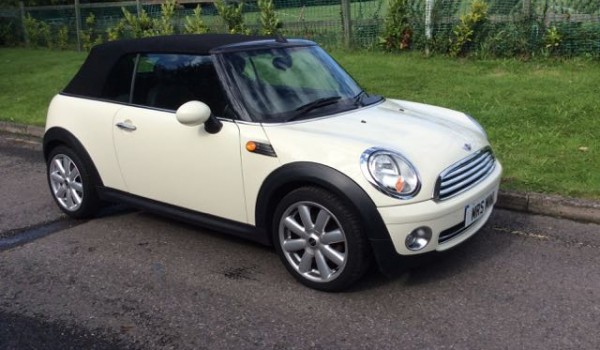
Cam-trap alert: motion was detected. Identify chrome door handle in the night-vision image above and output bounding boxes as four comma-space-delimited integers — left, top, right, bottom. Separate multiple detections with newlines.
116, 121, 137, 131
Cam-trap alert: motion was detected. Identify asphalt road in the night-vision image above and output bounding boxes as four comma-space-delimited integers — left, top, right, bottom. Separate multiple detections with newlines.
1, 134, 599, 350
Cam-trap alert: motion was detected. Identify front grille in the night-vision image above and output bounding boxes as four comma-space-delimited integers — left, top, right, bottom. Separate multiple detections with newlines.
435, 147, 496, 200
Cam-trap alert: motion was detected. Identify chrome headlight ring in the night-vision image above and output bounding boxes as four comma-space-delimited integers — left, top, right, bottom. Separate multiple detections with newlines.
360, 147, 421, 200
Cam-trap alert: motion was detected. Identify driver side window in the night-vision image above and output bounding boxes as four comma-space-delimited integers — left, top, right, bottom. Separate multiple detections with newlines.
131, 53, 230, 116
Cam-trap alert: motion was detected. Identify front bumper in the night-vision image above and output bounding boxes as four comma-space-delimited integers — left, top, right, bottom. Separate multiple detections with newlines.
377, 160, 502, 256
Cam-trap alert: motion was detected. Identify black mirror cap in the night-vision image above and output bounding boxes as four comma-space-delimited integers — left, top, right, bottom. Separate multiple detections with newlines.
204, 115, 223, 134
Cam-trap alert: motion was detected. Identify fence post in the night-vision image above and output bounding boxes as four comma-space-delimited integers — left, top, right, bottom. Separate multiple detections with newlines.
341, 0, 352, 48
18, 1, 28, 46
425, 0, 434, 55
74, 0, 82, 51
523, 0, 531, 18
136, 0, 142, 16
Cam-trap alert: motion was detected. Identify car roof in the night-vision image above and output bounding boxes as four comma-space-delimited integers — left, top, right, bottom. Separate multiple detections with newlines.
62, 34, 315, 99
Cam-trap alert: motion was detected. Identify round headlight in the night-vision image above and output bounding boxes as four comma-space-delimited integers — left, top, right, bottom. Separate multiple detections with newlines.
360, 148, 421, 199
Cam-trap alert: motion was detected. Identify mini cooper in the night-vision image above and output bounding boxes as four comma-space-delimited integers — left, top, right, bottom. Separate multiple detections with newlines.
45, 34, 502, 291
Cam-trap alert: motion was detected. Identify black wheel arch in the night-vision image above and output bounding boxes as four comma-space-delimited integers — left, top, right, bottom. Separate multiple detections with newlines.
43, 127, 104, 188
255, 162, 391, 243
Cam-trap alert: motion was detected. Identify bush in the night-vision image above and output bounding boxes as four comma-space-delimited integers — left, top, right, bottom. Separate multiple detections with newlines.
23, 14, 41, 48
184, 5, 208, 34
215, 0, 250, 35
379, 0, 413, 51
56, 25, 69, 50
449, 0, 488, 57
80, 13, 103, 51
258, 0, 282, 36
0, 18, 18, 47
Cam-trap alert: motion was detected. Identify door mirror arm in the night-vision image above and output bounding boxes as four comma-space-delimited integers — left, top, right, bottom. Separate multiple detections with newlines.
204, 115, 223, 134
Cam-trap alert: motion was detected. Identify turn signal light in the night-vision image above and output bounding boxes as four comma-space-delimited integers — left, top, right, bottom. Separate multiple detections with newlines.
246, 141, 257, 152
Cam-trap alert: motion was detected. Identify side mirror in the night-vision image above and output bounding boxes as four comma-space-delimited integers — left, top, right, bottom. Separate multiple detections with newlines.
176, 101, 222, 134
176, 101, 211, 126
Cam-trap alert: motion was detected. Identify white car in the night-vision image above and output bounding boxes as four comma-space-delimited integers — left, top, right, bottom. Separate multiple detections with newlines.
45, 34, 502, 291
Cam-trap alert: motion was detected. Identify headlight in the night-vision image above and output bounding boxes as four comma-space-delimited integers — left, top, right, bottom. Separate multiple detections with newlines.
465, 113, 488, 139
360, 148, 421, 199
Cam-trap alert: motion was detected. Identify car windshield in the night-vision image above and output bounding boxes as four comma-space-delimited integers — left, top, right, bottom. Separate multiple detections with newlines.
222, 45, 373, 123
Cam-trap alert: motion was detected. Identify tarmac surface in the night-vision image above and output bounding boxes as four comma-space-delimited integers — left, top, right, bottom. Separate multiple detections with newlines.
1, 133, 599, 349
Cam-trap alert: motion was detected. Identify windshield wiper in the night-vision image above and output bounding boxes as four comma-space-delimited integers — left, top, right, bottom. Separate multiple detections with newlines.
353, 90, 366, 106
287, 96, 342, 122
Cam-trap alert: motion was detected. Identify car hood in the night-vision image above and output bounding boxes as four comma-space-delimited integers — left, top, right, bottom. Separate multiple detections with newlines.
262, 98, 492, 205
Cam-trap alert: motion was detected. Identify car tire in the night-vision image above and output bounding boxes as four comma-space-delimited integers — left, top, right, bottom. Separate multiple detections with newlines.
47, 145, 100, 219
273, 186, 371, 292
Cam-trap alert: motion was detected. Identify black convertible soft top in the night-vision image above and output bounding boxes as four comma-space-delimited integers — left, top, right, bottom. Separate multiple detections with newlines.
62, 34, 289, 98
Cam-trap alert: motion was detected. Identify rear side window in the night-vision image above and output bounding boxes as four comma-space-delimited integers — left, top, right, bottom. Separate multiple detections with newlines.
131, 53, 228, 116
101, 54, 136, 102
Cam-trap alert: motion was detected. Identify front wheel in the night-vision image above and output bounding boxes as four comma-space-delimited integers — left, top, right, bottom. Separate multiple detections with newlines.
273, 187, 371, 292
47, 146, 100, 219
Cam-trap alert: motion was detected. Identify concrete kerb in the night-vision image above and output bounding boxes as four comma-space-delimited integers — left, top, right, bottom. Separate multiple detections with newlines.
2, 121, 599, 225
0, 121, 44, 138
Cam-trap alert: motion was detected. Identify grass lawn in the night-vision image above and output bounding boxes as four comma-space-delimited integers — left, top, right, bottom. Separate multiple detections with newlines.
0, 47, 598, 199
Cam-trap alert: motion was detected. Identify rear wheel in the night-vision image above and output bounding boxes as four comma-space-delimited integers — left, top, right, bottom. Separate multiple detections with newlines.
273, 187, 371, 292
47, 146, 100, 219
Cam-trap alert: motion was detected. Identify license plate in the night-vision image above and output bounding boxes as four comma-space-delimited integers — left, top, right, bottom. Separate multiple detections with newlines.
464, 191, 495, 227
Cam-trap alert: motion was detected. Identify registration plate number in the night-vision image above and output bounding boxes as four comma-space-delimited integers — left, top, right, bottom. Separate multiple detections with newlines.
465, 191, 495, 227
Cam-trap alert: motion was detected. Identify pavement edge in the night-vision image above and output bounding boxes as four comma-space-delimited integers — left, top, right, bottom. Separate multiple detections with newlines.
2, 121, 599, 225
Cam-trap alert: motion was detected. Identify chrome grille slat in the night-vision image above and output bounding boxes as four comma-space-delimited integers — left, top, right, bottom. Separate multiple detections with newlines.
444, 152, 491, 178
439, 164, 494, 196
436, 147, 496, 200
440, 155, 494, 188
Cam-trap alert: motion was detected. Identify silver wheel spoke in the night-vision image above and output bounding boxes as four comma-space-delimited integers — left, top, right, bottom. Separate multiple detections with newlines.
315, 250, 332, 279
70, 188, 82, 205
68, 166, 80, 182
298, 205, 313, 230
62, 157, 71, 177
54, 158, 66, 176
298, 251, 314, 273
321, 245, 345, 267
55, 186, 67, 198
314, 209, 330, 234
50, 172, 65, 183
70, 182, 83, 193
321, 229, 344, 245
284, 216, 309, 239
282, 239, 307, 252
65, 189, 75, 208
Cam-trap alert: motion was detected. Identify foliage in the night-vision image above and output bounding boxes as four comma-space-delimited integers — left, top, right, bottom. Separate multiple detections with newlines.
23, 14, 41, 48
106, 19, 125, 41
379, 0, 413, 51
183, 5, 208, 34
449, 0, 488, 57
543, 25, 561, 56
257, 0, 282, 36
478, 22, 531, 58
56, 25, 69, 50
80, 13, 103, 51
108, 0, 176, 39
215, 0, 250, 35
0, 19, 18, 47
120, 7, 155, 38
39, 20, 52, 48
153, 0, 176, 36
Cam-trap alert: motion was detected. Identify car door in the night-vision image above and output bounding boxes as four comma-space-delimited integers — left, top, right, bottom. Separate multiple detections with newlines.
112, 53, 247, 223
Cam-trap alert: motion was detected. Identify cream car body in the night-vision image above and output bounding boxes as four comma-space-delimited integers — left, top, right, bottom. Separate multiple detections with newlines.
44, 34, 501, 291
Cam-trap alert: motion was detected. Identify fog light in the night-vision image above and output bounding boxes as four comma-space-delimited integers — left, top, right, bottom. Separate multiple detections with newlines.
405, 226, 432, 251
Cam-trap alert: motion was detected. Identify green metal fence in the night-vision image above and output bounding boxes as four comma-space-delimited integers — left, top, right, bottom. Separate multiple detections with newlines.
1, 0, 599, 56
